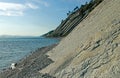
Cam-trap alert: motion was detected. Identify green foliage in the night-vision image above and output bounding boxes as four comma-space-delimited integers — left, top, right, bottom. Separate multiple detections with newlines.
66, 0, 103, 16
74, 6, 79, 11
45, 0, 103, 37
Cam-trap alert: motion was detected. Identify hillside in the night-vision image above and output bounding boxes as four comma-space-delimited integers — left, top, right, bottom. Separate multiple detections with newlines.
43, 0, 103, 37
0, 0, 120, 78
40, 0, 120, 77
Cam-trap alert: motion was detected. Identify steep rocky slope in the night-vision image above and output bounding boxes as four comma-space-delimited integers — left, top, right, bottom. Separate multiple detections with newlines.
40, 0, 120, 77
43, 0, 103, 37
0, 0, 120, 78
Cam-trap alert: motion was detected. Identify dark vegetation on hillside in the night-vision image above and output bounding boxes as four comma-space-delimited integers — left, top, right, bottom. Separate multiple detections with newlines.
43, 0, 103, 37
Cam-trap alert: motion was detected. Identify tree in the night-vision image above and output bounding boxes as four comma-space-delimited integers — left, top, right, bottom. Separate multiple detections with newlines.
74, 6, 79, 11
67, 11, 71, 16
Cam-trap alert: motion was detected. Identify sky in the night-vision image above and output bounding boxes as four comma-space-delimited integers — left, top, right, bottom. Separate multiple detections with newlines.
0, 0, 90, 36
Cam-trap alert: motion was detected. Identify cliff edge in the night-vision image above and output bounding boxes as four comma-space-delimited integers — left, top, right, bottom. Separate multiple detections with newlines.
40, 0, 120, 77
0, 0, 120, 78
43, 0, 103, 37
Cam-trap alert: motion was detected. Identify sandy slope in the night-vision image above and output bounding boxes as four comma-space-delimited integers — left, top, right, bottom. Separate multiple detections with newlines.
40, 0, 120, 78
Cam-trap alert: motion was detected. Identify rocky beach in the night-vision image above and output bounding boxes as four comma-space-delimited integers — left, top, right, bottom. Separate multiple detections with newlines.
0, 0, 120, 78
0, 44, 58, 78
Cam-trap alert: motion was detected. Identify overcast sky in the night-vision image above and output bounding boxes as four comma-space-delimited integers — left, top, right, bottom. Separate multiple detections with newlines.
0, 0, 90, 36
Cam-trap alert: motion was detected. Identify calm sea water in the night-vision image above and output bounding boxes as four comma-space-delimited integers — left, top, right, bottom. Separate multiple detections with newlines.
0, 37, 59, 70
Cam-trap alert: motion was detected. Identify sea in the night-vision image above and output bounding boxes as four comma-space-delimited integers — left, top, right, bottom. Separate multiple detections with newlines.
0, 37, 59, 70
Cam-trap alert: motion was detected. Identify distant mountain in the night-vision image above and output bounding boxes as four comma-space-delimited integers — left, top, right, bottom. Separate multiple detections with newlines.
0, 35, 39, 38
